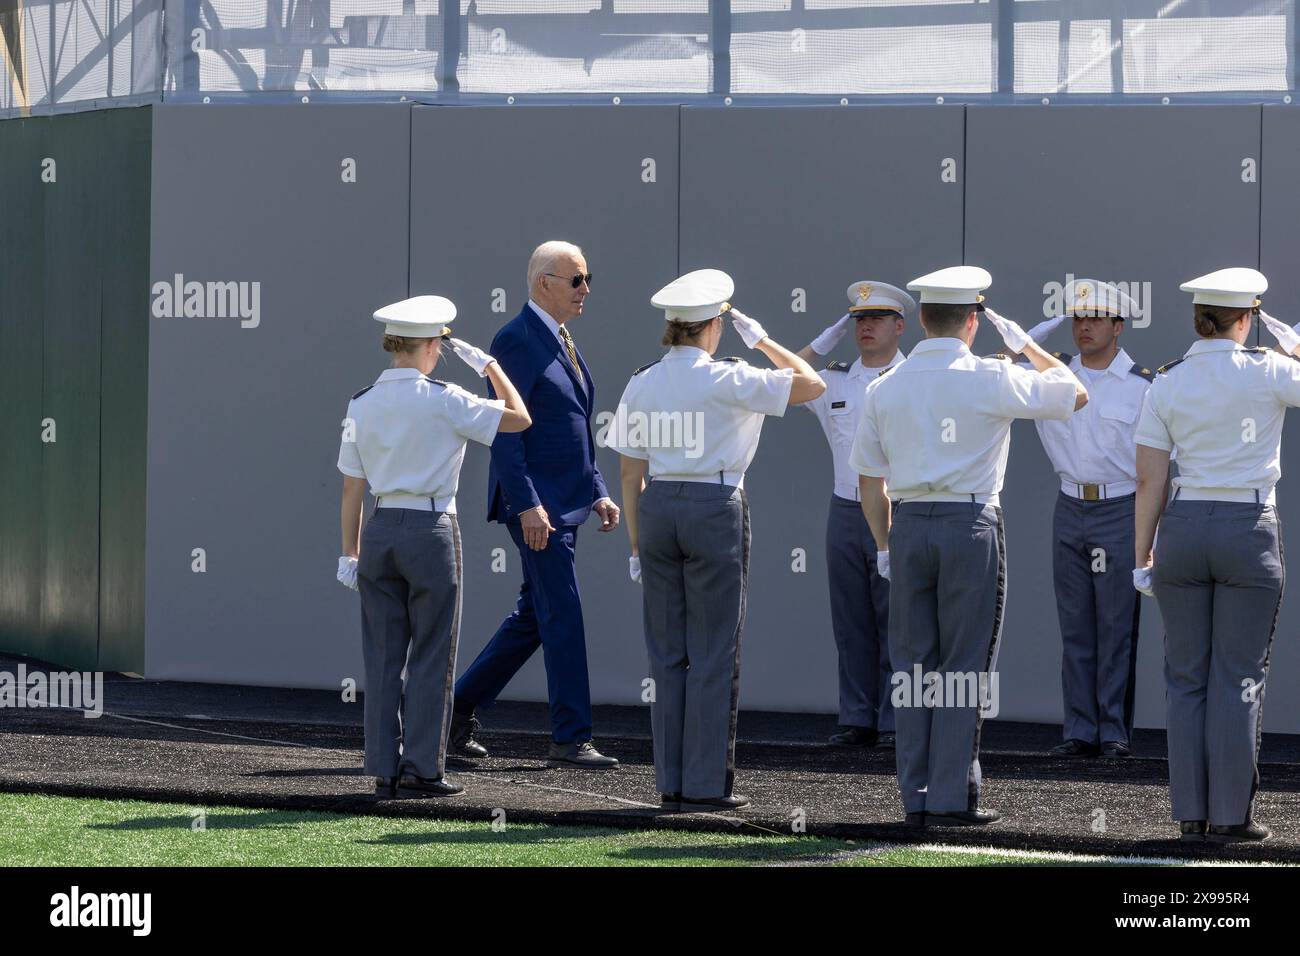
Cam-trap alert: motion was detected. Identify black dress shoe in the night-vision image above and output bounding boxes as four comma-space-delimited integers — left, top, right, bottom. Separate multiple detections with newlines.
449, 712, 488, 758
397, 774, 464, 797
877, 732, 896, 750
903, 811, 927, 828
1051, 738, 1100, 757
1100, 740, 1132, 758
1179, 820, 1206, 842
1207, 820, 1271, 844
829, 726, 879, 747
926, 808, 1002, 827
660, 793, 682, 812
374, 777, 397, 798
680, 794, 750, 812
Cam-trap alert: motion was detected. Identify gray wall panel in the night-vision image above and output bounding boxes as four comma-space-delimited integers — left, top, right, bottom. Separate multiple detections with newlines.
98, 108, 153, 674
1259, 105, 1300, 734
678, 105, 966, 712
409, 105, 681, 708
41, 112, 104, 671
0, 117, 46, 660
966, 105, 1267, 731
146, 105, 411, 686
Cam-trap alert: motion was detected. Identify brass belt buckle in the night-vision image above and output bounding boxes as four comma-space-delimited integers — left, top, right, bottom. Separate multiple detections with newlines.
1082, 483, 1101, 502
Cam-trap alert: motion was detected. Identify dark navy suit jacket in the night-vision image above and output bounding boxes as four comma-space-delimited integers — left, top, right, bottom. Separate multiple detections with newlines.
485, 304, 609, 527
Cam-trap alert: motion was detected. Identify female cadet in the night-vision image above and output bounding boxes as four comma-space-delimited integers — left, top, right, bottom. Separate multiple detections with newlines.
1134, 268, 1300, 843
611, 270, 825, 812
337, 296, 531, 798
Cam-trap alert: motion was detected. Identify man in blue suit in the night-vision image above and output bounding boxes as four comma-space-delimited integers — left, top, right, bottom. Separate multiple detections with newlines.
450, 241, 622, 769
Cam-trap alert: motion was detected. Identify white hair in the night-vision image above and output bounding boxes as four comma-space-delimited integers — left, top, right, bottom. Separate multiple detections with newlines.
527, 240, 584, 290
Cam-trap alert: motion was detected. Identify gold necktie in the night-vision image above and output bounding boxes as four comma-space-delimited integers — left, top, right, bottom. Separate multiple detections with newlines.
559, 325, 584, 382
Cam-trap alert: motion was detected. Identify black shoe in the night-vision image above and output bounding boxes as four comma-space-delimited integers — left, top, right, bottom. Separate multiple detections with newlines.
660, 793, 682, 813
829, 726, 878, 747
1179, 820, 1206, 842
1100, 740, 1132, 758
680, 794, 750, 812
903, 811, 927, 828
396, 773, 464, 797
926, 809, 1002, 827
1207, 820, 1271, 844
374, 777, 397, 798
1051, 739, 1100, 757
449, 712, 488, 759
877, 732, 896, 750
546, 740, 619, 769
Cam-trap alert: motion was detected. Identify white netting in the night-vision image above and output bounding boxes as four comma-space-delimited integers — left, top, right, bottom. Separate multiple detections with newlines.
3, 0, 1298, 112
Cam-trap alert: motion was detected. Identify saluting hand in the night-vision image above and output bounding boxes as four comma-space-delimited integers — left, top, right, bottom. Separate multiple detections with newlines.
1025, 314, 1067, 346
520, 505, 554, 551
447, 337, 497, 377
1259, 311, 1300, 356
810, 313, 853, 355
983, 307, 1032, 354
729, 307, 769, 349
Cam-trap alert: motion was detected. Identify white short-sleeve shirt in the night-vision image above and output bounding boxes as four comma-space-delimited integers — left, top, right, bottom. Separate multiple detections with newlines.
1136, 339, 1300, 493
338, 367, 505, 511
609, 345, 795, 485
1032, 348, 1151, 486
849, 337, 1079, 502
805, 352, 906, 500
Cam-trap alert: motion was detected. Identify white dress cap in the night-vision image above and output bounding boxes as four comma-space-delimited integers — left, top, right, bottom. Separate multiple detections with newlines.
373, 295, 457, 338
1179, 268, 1268, 308
1064, 278, 1136, 320
906, 265, 993, 305
845, 280, 916, 316
651, 269, 736, 323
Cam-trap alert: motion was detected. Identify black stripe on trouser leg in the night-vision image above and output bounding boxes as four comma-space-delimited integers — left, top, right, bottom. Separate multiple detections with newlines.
434, 515, 463, 776
968, 507, 1007, 811
723, 489, 751, 797
1122, 582, 1142, 741
1247, 517, 1285, 817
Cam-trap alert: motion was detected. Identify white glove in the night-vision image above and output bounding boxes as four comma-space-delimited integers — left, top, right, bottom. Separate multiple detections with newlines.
337, 556, 359, 592
876, 551, 890, 581
629, 555, 641, 584
983, 307, 1032, 354
810, 313, 852, 355
1258, 311, 1300, 356
447, 337, 496, 377
1025, 314, 1068, 345
1132, 565, 1154, 597
729, 308, 769, 349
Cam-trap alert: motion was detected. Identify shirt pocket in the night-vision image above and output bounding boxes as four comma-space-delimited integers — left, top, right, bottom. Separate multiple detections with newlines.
828, 404, 856, 446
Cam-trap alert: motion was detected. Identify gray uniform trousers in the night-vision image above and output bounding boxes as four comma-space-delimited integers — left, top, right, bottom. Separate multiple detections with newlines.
826, 494, 894, 731
638, 480, 750, 798
1152, 499, 1284, 826
889, 501, 1007, 814
357, 507, 462, 780
1053, 492, 1142, 746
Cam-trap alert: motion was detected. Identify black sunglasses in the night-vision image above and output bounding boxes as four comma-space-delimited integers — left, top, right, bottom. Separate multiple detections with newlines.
545, 272, 593, 289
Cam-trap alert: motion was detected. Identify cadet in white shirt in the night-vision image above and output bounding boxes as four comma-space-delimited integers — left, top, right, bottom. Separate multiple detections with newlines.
1134, 268, 1300, 844
337, 296, 531, 799
796, 280, 912, 748
851, 266, 1086, 828
613, 270, 825, 812
1018, 280, 1154, 760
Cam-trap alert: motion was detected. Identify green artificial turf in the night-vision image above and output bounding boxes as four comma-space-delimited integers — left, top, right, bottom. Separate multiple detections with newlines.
0, 792, 1177, 867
